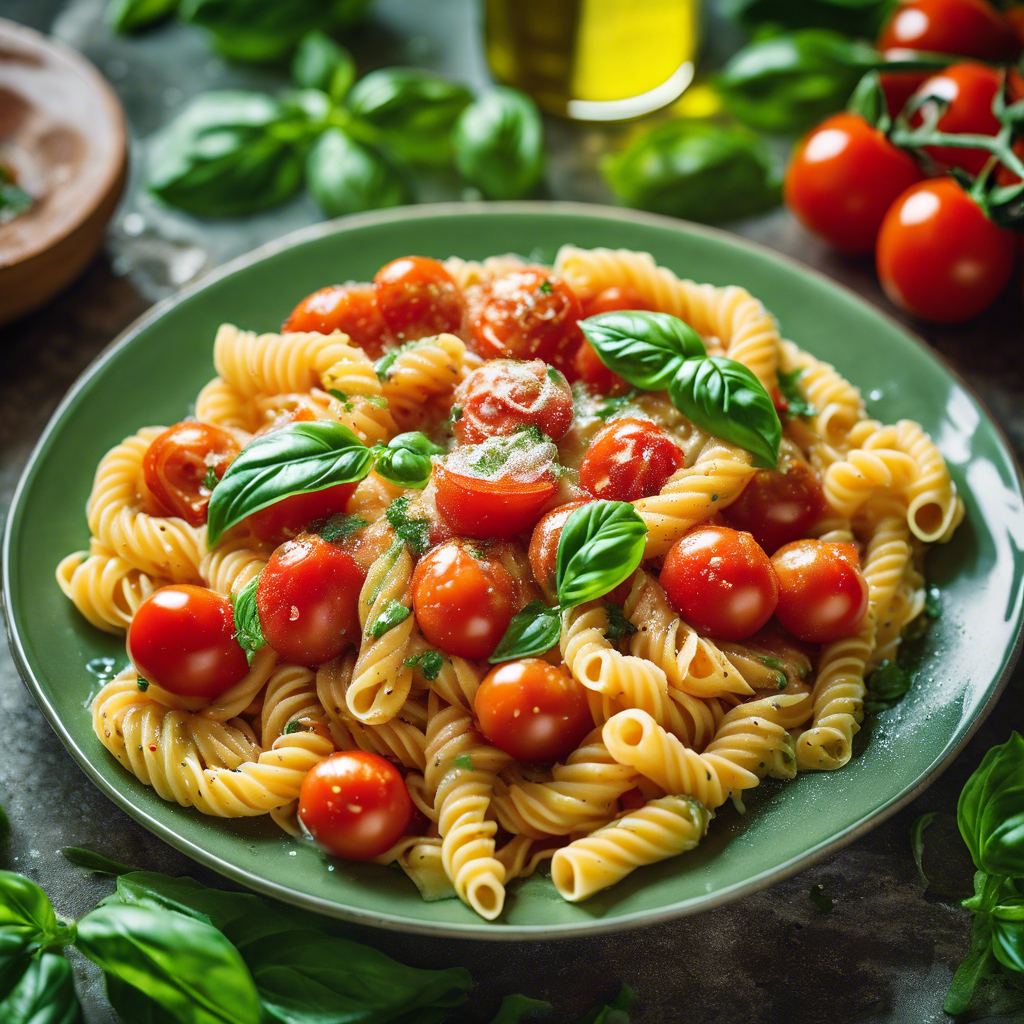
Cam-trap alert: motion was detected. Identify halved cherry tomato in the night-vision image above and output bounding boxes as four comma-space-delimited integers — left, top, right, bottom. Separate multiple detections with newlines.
573, 286, 647, 393
127, 585, 249, 699
298, 751, 412, 861
256, 534, 365, 665
142, 421, 239, 527
282, 284, 391, 358
470, 267, 583, 372
771, 540, 869, 644
579, 417, 683, 503
410, 539, 518, 659
453, 359, 574, 445
249, 483, 359, 547
373, 256, 463, 339
722, 458, 827, 555
661, 525, 779, 642
876, 177, 1016, 322
475, 659, 593, 763
784, 113, 924, 254
877, 0, 1018, 62
528, 499, 591, 601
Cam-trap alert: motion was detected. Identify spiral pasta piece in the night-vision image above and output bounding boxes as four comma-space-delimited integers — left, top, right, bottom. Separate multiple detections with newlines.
779, 339, 865, 450
194, 377, 255, 432
199, 534, 267, 596
823, 446, 918, 520
373, 834, 454, 901
893, 419, 964, 543
378, 334, 466, 431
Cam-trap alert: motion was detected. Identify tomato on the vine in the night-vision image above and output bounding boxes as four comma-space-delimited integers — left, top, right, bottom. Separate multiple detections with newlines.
528, 499, 591, 601
373, 256, 464, 340
143, 421, 239, 526
283, 284, 391, 358
127, 585, 249, 700
877, 0, 1018, 63
298, 751, 412, 861
579, 417, 683, 503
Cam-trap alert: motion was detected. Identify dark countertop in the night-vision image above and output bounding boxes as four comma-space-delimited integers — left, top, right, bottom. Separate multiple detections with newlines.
2, 2, 1023, 1022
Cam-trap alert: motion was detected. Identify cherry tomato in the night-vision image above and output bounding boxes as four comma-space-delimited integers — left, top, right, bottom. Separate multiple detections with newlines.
410, 539, 518, 659
142, 421, 239, 527
771, 540, 869, 644
249, 483, 359, 547
298, 751, 412, 861
256, 534, 365, 665
127, 585, 249, 699
528, 499, 591, 601
579, 417, 683, 503
582, 285, 649, 318
722, 458, 826, 555
475, 659, 593, 763
876, 177, 1016, 322
453, 359, 574, 445
373, 256, 463, 340
573, 286, 647, 393
877, 0, 1018, 63
880, 71, 930, 119
470, 268, 583, 373
911, 63, 1002, 176
784, 113, 924, 255
282, 284, 391, 358
661, 525, 779, 642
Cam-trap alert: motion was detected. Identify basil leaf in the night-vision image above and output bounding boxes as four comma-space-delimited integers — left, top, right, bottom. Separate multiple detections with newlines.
372, 432, 444, 489
404, 650, 444, 682
604, 603, 637, 641
489, 601, 562, 663
603, 120, 782, 225
105, 973, 180, 1024
0, 171, 31, 227
147, 92, 307, 216
230, 575, 265, 663
453, 87, 545, 200
0, 872, 58, 942
0, 954, 80, 1024
62, 847, 135, 878
864, 658, 913, 713
207, 421, 373, 545
992, 899, 1024, 973
488, 993, 554, 1023
291, 30, 355, 101
346, 69, 473, 166
556, 501, 648, 608
0, 930, 31, 1003
75, 903, 261, 1024
107, 0, 179, 33
944, 912, 998, 1015
958, 731, 1024, 878
722, 0, 893, 35
369, 599, 410, 639
668, 356, 781, 470
306, 127, 411, 218
580, 312, 705, 391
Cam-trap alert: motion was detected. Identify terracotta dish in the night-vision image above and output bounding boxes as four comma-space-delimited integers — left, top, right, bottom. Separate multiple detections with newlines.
0, 18, 127, 326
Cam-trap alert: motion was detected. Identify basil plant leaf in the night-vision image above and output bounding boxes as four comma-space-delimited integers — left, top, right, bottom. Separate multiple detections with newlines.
489, 601, 563, 664
373, 432, 443, 489
721, 0, 893, 36
669, 356, 781, 469
107, 0, 179, 33
147, 91, 308, 216
231, 575, 265, 663
105, 973, 180, 1024
580, 311, 706, 391
453, 87, 545, 200
291, 30, 355, 101
62, 847, 135, 878
556, 501, 648, 608
488, 993, 554, 1023
992, 898, 1024, 974
0, 872, 58, 943
958, 731, 1024, 878
75, 903, 261, 1024
0, 954, 80, 1024
306, 127, 411, 218
346, 69, 473, 166
207, 421, 374, 545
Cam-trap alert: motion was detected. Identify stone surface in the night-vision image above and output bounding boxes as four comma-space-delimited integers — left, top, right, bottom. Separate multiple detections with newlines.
1, 2, 1023, 1022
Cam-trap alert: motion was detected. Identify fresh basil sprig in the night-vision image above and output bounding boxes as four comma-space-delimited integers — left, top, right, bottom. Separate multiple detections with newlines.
306, 128, 411, 217
490, 501, 647, 663
291, 30, 355, 102
231, 575, 265, 663
580, 312, 781, 469
371, 432, 445, 490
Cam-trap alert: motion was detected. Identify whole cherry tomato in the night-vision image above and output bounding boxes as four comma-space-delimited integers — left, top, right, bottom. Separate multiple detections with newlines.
127, 585, 249, 699
579, 417, 684, 503
771, 540, 869, 644
528, 499, 592, 601
574, 286, 648, 394
282, 283, 391, 358
661, 525, 779, 642
722, 458, 826, 555
298, 751, 412, 861
475, 659, 593, 763
470, 268, 583, 373
453, 359, 574, 446
784, 113, 924, 254
877, 0, 1018, 62
373, 256, 463, 339
256, 534, 365, 665
876, 177, 1016, 322
249, 483, 359, 548
410, 539, 518, 659
582, 285, 649, 317
142, 421, 239, 527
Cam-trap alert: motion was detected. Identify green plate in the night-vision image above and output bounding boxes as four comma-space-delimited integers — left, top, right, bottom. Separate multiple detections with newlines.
5, 203, 1024, 938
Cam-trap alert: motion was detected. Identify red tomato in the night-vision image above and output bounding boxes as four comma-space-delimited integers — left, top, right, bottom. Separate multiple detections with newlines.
282, 284, 391, 358
574, 286, 647, 393
772, 540, 869, 644
661, 525, 779, 642
410, 539, 518, 659
256, 534, 365, 665
298, 751, 412, 861
722, 458, 826, 555
911, 63, 1002, 176
453, 359, 574, 445
475, 659, 593, 763
142, 422, 240, 527
582, 285, 649, 317
579, 417, 684, 503
127, 585, 249, 699
876, 177, 1016, 322
877, 0, 1018, 62
880, 71, 929, 119
373, 256, 463, 339
528, 499, 591, 601
249, 483, 358, 547
470, 268, 583, 372
784, 113, 924, 254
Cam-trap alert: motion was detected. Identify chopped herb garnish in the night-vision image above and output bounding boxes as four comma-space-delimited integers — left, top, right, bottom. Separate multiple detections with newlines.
450, 405, 463, 422
0, 166, 32, 225
809, 884, 834, 913
546, 366, 561, 384
385, 496, 431, 556
760, 655, 785, 672
925, 586, 942, 619
202, 466, 219, 491
469, 425, 546, 477
283, 721, 302, 735
374, 340, 421, 382
711, 494, 719, 502
865, 658, 913, 713
137, 678, 150, 692
365, 394, 388, 409
538, 279, 553, 295
604, 603, 638, 641
593, 388, 638, 421
777, 367, 817, 420
370, 599, 411, 639
314, 512, 367, 544
404, 650, 444, 681
328, 388, 354, 412
452, 754, 473, 770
